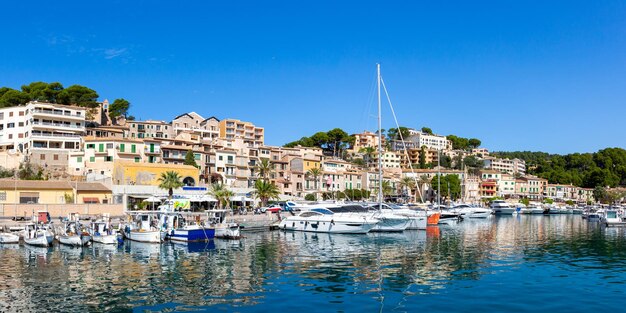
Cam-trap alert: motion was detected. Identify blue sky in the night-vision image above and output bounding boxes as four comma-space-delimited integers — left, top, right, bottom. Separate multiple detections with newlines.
1, 1, 625, 154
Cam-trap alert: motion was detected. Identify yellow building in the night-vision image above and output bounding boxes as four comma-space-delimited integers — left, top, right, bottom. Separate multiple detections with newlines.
303, 158, 321, 172
112, 160, 199, 186
0, 180, 111, 204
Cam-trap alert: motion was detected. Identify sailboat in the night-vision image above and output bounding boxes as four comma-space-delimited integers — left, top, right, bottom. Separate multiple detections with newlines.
369, 64, 411, 232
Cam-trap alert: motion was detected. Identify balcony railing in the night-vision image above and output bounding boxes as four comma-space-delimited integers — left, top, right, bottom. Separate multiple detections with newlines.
32, 109, 83, 118
31, 132, 81, 138
32, 121, 83, 129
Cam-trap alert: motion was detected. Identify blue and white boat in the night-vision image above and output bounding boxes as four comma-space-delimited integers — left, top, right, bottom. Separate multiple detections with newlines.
160, 212, 215, 242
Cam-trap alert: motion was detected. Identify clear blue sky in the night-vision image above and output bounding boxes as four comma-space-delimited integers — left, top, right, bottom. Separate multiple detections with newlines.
1, 1, 625, 154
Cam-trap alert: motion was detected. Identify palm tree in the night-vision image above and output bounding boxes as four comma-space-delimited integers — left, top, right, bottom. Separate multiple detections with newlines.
253, 180, 280, 207
306, 168, 323, 192
381, 180, 393, 197
255, 158, 274, 180
399, 177, 416, 202
417, 175, 431, 202
208, 183, 234, 209
359, 146, 376, 169
158, 171, 184, 200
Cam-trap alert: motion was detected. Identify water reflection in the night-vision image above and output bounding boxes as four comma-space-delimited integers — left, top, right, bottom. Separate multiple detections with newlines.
1, 215, 626, 312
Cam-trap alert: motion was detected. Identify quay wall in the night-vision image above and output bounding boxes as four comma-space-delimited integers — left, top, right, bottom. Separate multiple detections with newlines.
0, 204, 124, 219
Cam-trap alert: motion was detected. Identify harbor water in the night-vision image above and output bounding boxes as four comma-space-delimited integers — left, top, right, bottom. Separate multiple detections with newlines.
1, 215, 626, 312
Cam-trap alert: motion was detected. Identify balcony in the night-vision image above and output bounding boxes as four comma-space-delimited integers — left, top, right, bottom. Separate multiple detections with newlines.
31, 132, 81, 139
143, 146, 161, 154
31, 109, 83, 120
32, 121, 84, 131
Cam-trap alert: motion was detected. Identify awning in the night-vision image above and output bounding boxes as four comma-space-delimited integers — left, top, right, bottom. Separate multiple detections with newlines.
230, 196, 254, 202
143, 196, 162, 203
83, 197, 100, 204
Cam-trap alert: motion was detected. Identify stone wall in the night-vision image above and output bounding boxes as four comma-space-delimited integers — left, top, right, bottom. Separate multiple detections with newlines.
0, 204, 124, 219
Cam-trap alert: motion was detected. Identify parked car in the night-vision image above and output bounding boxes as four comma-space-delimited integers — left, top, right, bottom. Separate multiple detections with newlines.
259, 206, 282, 213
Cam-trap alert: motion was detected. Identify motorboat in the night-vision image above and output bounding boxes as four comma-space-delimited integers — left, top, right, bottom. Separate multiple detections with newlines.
601, 209, 626, 227
90, 214, 119, 245
122, 213, 162, 243
161, 212, 215, 242
58, 213, 91, 247
206, 209, 241, 239
490, 200, 516, 215
519, 205, 544, 214
279, 205, 379, 234
23, 223, 54, 247
0, 232, 20, 244
452, 204, 491, 218
384, 204, 428, 230
23, 211, 55, 247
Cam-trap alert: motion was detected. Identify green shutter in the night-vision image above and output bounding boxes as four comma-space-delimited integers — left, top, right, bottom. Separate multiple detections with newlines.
98, 144, 104, 152
131, 144, 136, 153
150, 144, 154, 153
120, 143, 125, 152
89, 156, 95, 162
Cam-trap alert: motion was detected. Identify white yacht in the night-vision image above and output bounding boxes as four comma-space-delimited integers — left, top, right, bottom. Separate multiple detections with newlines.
490, 200, 516, 215
452, 204, 492, 218
279, 205, 379, 234
381, 204, 427, 230
519, 205, 544, 214
122, 213, 162, 243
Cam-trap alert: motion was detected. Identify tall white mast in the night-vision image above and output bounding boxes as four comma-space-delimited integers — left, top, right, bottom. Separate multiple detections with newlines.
377, 63, 383, 209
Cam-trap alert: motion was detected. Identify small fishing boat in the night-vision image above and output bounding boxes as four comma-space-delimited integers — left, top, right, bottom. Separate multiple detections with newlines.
122, 213, 162, 243
0, 232, 20, 244
58, 213, 91, 247
90, 214, 119, 245
161, 212, 215, 242
23, 211, 55, 247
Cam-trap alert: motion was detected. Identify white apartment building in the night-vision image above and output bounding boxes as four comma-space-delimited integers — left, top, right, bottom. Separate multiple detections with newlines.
497, 174, 516, 198
0, 102, 85, 169
391, 129, 450, 151
483, 157, 526, 175
374, 151, 402, 168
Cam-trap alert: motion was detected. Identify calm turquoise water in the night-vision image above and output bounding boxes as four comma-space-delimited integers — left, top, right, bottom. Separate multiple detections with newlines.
2, 215, 626, 312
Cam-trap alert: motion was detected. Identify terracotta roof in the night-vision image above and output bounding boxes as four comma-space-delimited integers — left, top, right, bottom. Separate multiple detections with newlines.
0, 180, 72, 190
76, 182, 110, 192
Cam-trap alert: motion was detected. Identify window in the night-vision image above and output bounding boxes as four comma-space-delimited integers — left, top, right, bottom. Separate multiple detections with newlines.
19, 192, 39, 204
89, 156, 95, 162
105, 156, 113, 162
53, 154, 59, 161
40, 154, 45, 160
131, 144, 136, 153
134, 157, 140, 163
0, 192, 6, 201
8, 134, 11, 139
0, 113, 3, 120
77, 157, 82, 162
106, 143, 113, 149
18, 133, 23, 138
87, 144, 95, 149
119, 143, 125, 152
219, 156, 223, 161
98, 144, 104, 152
7, 123, 14, 128
18, 122, 24, 127
9, 112, 13, 117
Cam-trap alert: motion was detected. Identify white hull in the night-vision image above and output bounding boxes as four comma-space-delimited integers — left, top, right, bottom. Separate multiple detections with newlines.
126, 230, 161, 243
215, 224, 241, 238
59, 235, 91, 246
520, 208, 544, 214
0, 233, 20, 244
371, 216, 410, 232
403, 216, 427, 230
492, 207, 516, 215
25, 234, 54, 247
92, 235, 119, 245
279, 216, 377, 234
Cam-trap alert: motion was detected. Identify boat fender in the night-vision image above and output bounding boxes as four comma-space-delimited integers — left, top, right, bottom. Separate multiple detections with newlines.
331, 219, 334, 225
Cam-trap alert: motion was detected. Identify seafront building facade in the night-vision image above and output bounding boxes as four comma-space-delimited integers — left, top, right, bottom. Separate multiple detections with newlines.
0, 101, 597, 206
